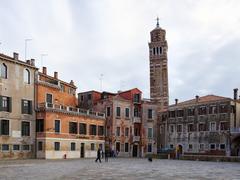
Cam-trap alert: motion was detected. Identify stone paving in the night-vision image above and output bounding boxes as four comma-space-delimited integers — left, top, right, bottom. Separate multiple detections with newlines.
0, 158, 239, 180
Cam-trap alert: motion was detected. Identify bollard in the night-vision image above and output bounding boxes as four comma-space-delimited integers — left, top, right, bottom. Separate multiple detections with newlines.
168, 154, 170, 160
64, 154, 67, 159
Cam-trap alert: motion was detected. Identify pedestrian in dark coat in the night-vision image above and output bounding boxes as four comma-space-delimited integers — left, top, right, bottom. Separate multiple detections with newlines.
95, 148, 101, 163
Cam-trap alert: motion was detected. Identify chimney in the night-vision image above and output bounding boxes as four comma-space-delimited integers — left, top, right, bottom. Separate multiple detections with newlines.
234, 88, 238, 100
70, 80, 74, 85
42, 67, 47, 75
175, 99, 178, 105
196, 95, 199, 102
30, 59, 35, 66
26, 60, 30, 65
13, 52, 19, 60
54, 72, 58, 79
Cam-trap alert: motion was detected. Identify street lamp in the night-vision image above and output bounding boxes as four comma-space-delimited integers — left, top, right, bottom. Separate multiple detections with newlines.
25, 39, 32, 60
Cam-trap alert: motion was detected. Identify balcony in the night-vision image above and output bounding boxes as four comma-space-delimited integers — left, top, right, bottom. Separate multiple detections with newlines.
133, 116, 141, 123
37, 103, 105, 119
133, 135, 140, 142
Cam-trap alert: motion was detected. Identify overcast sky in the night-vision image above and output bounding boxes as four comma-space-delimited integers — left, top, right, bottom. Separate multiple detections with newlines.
1, 0, 240, 104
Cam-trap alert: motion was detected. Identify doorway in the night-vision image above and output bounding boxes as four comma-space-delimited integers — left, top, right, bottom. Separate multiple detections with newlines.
80, 143, 85, 158
133, 145, 138, 157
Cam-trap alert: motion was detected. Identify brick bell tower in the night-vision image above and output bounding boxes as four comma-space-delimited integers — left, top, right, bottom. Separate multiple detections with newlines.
148, 18, 169, 111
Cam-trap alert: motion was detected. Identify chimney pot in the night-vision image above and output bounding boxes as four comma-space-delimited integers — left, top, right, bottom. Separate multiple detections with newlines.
70, 80, 74, 85
175, 99, 178, 105
234, 88, 238, 100
42, 67, 47, 75
26, 60, 30, 64
54, 72, 58, 79
13, 52, 19, 60
30, 59, 35, 66
196, 95, 199, 102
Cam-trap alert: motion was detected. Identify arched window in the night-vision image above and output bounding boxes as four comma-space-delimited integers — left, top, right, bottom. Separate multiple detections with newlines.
1, 63, 7, 78
24, 69, 30, 84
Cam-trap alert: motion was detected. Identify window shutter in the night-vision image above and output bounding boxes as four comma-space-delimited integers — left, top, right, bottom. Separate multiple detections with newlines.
0, 96, 2, 111
29, 101, 32, 114
8, 97, 12, 112
21, 100, 24, 114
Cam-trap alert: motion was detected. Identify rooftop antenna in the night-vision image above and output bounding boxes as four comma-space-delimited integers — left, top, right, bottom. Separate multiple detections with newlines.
40, 54, 48, 67
156, 16, 160, 27
99, 74, 104, 91
25, 38, 32, 60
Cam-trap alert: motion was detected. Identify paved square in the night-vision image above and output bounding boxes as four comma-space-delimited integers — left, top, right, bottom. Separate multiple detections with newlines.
0, 158, 239, 180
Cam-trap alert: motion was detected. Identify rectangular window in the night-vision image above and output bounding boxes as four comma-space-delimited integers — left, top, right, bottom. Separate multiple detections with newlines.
177, 110, 184, 117
21, 99, 32, 114
87, 94, 92, 100
170, 144, 174, 149
198, 106, 207, 115
125, 143, 129, 152
134, 107, 139, 117
22, 145, 30, 151
188, 124, 194, 132
199, 144, 204, 151
210, 122, 216, 131
198, 123, 206, 131
169, 125, 174, 133
46, 93, 53, 104
133, 94, 140, 103
0, 119, 9, 135
106, 107, 111, 117
98, 126, 104, 136
148, 143, 152, 152
91, 143, 95, 151
13, 145, 20, 151
169, 111, 176, 118
38, 142, 43, 151
187, 108, 195, 116
89, 125, 97, 135
125, 108, 130, 118
0, 96, 11, 112
209, 106, 217, 114
79, 123, 87, 135
148, 109, 153, 119
2, 144, 9, 151
36, 119, 44, 132
219, 104, 228, 113
116, 107, 121, 117
22, 121, 30, 136
210, 144, 216, 150
60, 84, 65, 92
55, 120, 60, 133
220, 144, 225, 150
116, 127, 120, 136
125, 128, 129, 137
69, 122, 78, 134
54, 142, 60, 151
71, 142, 76, 151
148, 128, 153, 138
188, 144, 193, 151
177, 124, 182, 133
220, 122, 228, 131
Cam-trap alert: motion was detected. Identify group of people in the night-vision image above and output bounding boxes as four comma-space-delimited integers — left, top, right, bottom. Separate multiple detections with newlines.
95, 148, 119, 163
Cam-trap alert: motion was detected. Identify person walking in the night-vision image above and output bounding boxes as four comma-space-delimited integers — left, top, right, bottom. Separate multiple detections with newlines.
95, 148, 101, 163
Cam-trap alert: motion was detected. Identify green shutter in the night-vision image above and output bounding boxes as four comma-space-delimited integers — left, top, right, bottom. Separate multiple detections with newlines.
8, 97, 12, 112
29, 101, 32, 114
0, 96, 2, 111
21, 100, 24, 114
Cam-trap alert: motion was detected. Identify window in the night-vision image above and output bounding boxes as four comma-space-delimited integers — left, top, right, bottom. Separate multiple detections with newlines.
220, 122, 228, 131
24, 69, 30, 84
69, 122, 78, 134
198, 106, 207, 115
187, 108, 195, 116
54, 142, 60, 151
170, 144, 174, 149
98, 126, 104, 136
188, 144, 193, 151
22, 145, 30, 151
148, 128, 153, 138
91, 143, 95, 151
22, 121, 30, 136
79, 123, 87, 135
188, 124, 194, 132
209, 106, 217, 114
177, 124, 182, 133
60, 84, 65, 92
13, 145, 20, 151
210, 122, 216, 131
198, 123, 206, 131
0, 120, 9, 135
2, 144, 9, 151
21, 100, 32, 114
55, 120, 61, 133
71, 142, 76, 151
125, 143, 129, 152
106, 107, 111, 117
169, 111, 176, 118
116, 107, 121, 117
219, 104, 228, 113
199, 144, 204, 151
220, 144, 225, 150
177, 110, 184, 117
148, 109, 153, 119
160, 125, 164, 134
210, 144, 216, 150
46, 93, 53, 104
0, 96, 12, 112
148, 143, 152, 152
80, 95, 84, 101
87, 94, 92, 100
36, 119, 44, 132
1, 63, 7, 78
133, 94, 140, 103
38, 142, 43, 151
125, 127, 129, 137
89, 125, 97, 135
116, 127, 120, 136
134, 107, 139, 117
169, 125, 174, 133
125, 108, 130, 118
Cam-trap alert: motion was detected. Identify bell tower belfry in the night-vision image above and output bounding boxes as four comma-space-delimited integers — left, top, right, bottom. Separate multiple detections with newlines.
149, 18, 169, 111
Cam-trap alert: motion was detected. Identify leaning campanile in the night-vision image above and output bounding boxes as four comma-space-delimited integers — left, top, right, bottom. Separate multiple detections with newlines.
149, 18, 169, 111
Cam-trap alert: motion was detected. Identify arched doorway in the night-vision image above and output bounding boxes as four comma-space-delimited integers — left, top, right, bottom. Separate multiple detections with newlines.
231, 135, 240, 156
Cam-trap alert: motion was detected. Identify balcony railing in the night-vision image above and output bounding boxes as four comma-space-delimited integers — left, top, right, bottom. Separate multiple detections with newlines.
37, 103, 105, 119
231, 127, 240, 133
133, 135, 140, 142
133, 116, 141, 123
